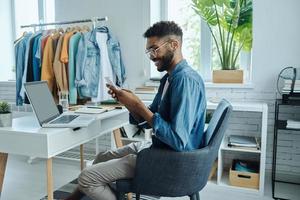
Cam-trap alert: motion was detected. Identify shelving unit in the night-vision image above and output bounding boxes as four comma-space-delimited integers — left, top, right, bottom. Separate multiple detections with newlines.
272, 99, 300, 199
207, 101, 268, 196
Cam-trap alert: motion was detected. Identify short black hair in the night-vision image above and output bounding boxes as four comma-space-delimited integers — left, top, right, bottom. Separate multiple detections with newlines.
143, 21, 183, 39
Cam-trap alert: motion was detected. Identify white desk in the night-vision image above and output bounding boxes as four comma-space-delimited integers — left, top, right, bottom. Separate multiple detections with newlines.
0, 109, 129, 200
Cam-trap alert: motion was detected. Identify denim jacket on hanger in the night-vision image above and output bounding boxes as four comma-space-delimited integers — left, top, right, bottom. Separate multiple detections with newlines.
15, 33, 32, 105
75, 26, 126, 98
91, 26, 126, 86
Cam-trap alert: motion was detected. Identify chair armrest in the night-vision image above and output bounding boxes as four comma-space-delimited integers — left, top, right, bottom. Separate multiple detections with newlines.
133, 147, 214, 196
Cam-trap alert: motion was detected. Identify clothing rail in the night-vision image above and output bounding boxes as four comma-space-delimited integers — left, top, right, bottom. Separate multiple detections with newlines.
20, 17, 108, 28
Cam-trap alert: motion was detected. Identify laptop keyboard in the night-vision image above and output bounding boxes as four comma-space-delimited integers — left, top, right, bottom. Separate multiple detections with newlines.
50, 115, 79, 124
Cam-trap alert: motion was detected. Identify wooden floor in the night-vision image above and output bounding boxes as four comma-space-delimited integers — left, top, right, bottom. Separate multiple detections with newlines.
1, 154, 299, 200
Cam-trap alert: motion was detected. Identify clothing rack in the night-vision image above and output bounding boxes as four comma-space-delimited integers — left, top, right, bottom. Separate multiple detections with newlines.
20, 17, 108, 29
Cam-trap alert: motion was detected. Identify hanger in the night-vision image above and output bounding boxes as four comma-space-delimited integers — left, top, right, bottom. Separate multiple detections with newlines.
13, 31, 27, 44
81, 25, 91, 32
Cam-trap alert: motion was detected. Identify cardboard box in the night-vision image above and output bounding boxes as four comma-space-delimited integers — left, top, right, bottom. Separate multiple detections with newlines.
229, 160, 259, 189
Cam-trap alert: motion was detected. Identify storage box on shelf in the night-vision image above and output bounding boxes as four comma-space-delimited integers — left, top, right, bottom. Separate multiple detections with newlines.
229, 159, 259, 189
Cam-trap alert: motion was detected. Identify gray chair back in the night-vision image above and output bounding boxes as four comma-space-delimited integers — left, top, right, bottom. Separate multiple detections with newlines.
116, 99, 233, 199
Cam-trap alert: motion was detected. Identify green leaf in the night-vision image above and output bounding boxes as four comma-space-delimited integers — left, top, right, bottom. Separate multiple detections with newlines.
191, 0, 253, 69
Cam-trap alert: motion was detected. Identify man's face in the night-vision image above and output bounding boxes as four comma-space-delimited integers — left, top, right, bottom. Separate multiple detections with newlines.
146, 37, 175, 72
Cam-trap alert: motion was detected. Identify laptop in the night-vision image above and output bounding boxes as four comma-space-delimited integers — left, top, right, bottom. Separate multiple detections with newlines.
24, 81, 95, 128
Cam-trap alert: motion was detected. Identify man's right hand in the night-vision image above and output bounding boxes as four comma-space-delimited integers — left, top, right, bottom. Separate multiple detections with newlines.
107, 85, 143, 111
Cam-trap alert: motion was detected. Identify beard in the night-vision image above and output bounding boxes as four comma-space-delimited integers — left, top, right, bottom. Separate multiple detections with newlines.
152, 50, 174, 72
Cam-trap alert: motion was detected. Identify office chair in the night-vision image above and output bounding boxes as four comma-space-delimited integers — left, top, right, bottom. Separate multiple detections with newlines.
115, 99, 233, 200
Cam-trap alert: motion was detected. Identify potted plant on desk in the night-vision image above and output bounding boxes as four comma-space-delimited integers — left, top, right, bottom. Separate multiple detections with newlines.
0, 101, 12, 127
192, 0, 252, 83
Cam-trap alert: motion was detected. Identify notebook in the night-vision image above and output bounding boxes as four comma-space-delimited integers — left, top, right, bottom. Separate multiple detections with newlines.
228, 135, 259, 149
24, 81, 95, 128
75, 107, 108, 114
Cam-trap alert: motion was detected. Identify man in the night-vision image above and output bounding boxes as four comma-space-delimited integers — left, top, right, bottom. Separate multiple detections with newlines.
65, 21, 206, 200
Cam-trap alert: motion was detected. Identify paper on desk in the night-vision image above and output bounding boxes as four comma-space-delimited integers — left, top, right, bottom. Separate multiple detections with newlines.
75, 107, 107, 114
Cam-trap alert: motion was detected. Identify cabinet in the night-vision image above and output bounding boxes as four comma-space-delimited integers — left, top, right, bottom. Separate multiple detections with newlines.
272, 99, 300, 200
207, 101, 268, 196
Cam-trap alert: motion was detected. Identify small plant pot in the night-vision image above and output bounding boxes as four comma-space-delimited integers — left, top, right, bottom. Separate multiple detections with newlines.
213, 70, 244, 83
0, 113, 12, 127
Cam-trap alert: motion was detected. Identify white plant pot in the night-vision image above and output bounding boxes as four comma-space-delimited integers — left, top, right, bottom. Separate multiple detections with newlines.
0, 113, 12, 127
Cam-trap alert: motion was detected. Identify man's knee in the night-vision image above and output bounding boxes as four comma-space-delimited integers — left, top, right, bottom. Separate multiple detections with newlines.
78, 168, 97, 188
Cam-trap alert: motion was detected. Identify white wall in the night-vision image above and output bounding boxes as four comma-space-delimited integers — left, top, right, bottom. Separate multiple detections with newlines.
0, 0, 15, 81
252, 0, 300, 91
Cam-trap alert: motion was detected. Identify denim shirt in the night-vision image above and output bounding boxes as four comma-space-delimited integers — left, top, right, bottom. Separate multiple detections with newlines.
75, 27, 126, 97
130, 60, 206, 152
15, 33, 32, 105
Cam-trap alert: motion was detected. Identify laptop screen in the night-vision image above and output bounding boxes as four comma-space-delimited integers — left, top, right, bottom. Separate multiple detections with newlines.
24, 81, 60, 124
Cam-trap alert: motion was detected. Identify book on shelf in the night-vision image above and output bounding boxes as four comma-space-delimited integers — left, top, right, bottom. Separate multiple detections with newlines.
282, 80, 300, 92
282, 86, 300, 91
135, 93, 156, 100
145, 81, 160, 87
134, 86, 158, 94
228, 135, 260, 150
284, 80, 300, 85
286, 119, 300, 129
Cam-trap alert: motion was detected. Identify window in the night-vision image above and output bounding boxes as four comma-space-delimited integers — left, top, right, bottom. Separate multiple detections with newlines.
0, 0, 15, 81
14, 0, 55, 38
14, 0, 39, 39
151, 0, 252, 83
0, 0, 55, 81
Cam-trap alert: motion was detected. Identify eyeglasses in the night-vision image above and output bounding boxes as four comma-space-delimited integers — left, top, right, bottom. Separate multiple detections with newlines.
145, 41, 169, 58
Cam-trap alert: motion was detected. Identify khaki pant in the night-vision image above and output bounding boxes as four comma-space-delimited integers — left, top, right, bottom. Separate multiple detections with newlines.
78, 141, 151, 200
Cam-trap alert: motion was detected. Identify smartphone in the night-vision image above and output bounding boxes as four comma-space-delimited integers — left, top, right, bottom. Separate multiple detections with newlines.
105, 77, 120, 89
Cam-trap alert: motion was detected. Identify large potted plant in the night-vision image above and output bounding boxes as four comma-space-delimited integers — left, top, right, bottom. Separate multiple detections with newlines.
192, 0, 252, 83
0, 101, 12, 127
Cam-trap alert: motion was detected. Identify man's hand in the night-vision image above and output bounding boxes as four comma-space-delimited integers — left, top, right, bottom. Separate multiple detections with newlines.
107, 85, 142, 111
107, 84, 154, 126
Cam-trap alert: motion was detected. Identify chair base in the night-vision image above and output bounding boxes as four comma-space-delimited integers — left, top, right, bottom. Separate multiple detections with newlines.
116, 192, 140, 200
189, 192, 200, 200
117, 192, 198, 200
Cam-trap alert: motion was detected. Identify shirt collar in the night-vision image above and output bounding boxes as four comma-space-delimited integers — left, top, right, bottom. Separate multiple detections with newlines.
168, 59, 188, 82
89, 26, 111, 45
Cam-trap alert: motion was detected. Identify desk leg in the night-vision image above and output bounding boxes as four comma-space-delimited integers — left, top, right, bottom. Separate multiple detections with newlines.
113, 129, 133, 199
80, 144, 84, 171
0, 153, 8, 195
113, 129, 123, 148
46, 158, 53, 200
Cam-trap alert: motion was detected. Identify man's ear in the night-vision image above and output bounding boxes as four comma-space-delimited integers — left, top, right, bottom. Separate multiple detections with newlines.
170, 40, 179, 51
